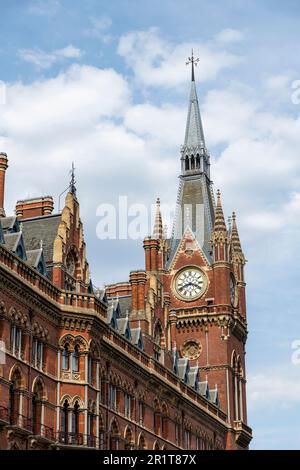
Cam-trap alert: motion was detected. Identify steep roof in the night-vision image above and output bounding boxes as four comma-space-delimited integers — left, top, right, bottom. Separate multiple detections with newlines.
21, 213, 61, 265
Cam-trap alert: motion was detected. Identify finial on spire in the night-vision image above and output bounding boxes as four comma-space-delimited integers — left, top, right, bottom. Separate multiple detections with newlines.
69, 162, 76, 196
186, 49, 199, 82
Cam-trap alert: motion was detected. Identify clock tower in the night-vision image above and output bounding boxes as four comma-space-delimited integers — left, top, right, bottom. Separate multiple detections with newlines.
143, 53, 251, 449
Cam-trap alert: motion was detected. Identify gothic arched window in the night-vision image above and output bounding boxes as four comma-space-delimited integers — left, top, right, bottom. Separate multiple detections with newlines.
191, 155, 195, 169
62, 345, 69, 370
72, 345, 79, 372
185, 155, 189, 171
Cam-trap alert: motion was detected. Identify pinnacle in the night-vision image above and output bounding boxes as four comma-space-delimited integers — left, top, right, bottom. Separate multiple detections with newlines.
231, 212, 242, 253
152, 197, 163, 240
213, 190, 227, 233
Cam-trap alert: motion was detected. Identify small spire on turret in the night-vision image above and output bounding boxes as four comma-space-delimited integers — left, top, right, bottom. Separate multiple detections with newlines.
213, 190, 227, 234
152, 197, 163, 239
231, 212, 242, 254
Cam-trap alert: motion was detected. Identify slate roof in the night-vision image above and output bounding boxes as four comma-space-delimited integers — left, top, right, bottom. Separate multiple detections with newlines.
131, 327, 143, 348
198, 381, 210, 399
188, 365, 200, 389
1, 216, 19, 232
118, 296, 132, 317
178, 357, 189, 382
26, 248, 43, 268
184, 79, 205, 148
21, 214, 61, 265
209, 388, 219, 406
3, 232, 22, 252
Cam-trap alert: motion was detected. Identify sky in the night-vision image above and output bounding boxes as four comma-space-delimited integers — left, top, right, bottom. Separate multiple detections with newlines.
0, 0, 300, 450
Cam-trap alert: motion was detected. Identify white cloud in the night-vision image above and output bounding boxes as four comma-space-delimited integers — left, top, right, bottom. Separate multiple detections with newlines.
19, 44, 82, 69
84, 16, 113, 43
28, 0, 60, 16
248, 369, 300, 409
56, 45, 82, 59
215, 28, 244, 44
117, 27, 240, 87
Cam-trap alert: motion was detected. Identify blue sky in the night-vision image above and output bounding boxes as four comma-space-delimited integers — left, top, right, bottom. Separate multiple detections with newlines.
1, 0, 300, 449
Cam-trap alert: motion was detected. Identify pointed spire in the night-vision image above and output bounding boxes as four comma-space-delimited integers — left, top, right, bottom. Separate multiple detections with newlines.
152, 197, 163, 239
213, 190, 227, 234
69, 162, 76, 196
231, 212, 242, 254
184, 51, 205, 148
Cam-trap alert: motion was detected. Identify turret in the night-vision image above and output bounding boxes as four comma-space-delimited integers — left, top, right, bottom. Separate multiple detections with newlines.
0, 152, 8, 217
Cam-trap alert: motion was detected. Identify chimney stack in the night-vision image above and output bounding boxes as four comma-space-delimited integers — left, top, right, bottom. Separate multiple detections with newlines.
16, 196, 54, 220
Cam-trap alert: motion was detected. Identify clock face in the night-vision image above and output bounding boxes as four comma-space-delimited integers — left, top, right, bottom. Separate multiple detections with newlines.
230, 274, 236, 305
175, 268, 206, 300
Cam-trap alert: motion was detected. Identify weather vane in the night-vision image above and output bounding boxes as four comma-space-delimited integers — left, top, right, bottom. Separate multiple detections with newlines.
186, 49, 199, 81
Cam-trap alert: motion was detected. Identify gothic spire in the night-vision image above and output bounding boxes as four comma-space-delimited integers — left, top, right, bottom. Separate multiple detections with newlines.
213, 190, 227, 234
152, 197, 163, 240
231, 212, 242, 254
184, 51, 205, 149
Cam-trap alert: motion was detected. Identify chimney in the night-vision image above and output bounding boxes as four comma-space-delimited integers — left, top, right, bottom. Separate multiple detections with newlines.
0, 152, 8, 217
16, 196, 54, 220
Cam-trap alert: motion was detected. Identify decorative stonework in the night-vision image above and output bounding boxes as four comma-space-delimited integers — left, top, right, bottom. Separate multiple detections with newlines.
182, 339, 202, 360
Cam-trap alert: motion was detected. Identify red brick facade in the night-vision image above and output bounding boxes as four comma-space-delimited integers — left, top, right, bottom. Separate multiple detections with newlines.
0, 73, 252, 450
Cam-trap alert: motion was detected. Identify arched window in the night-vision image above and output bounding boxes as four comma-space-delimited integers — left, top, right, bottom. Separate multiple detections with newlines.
32, 380, 43, 435
237, 358, 243, 421
62, 345, 69, 370
61, 399, 69, 441
185, 155, 189, 171
72, 345, 79, 372
184, 429, 191, 450
88, 355, 93, 383
138, 433, 146, 450
138, 399, 145, 425
9, 369, 22, 425
191, 155, 195, 169
175, 421, 180, 446
124, 392, 132, 419
153, 323, 163, 361
153, 441, 160, 450
99, 414, 105, 450
110, 420, 120, 450
10, 324, 22, 358
153, 400, 161, 436
125, 427, 134, 450
161, 404, 168, 439
196, 154, 200, 169
72, 401, 80, 436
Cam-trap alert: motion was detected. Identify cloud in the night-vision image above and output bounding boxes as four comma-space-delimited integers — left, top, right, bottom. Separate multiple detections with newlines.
84, 16, 113, 43
117, 27, 241, 87
215, 28, 244, 44
28, 0, 60, 16
248, 368, 300, 409
18, 44, 82, 69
